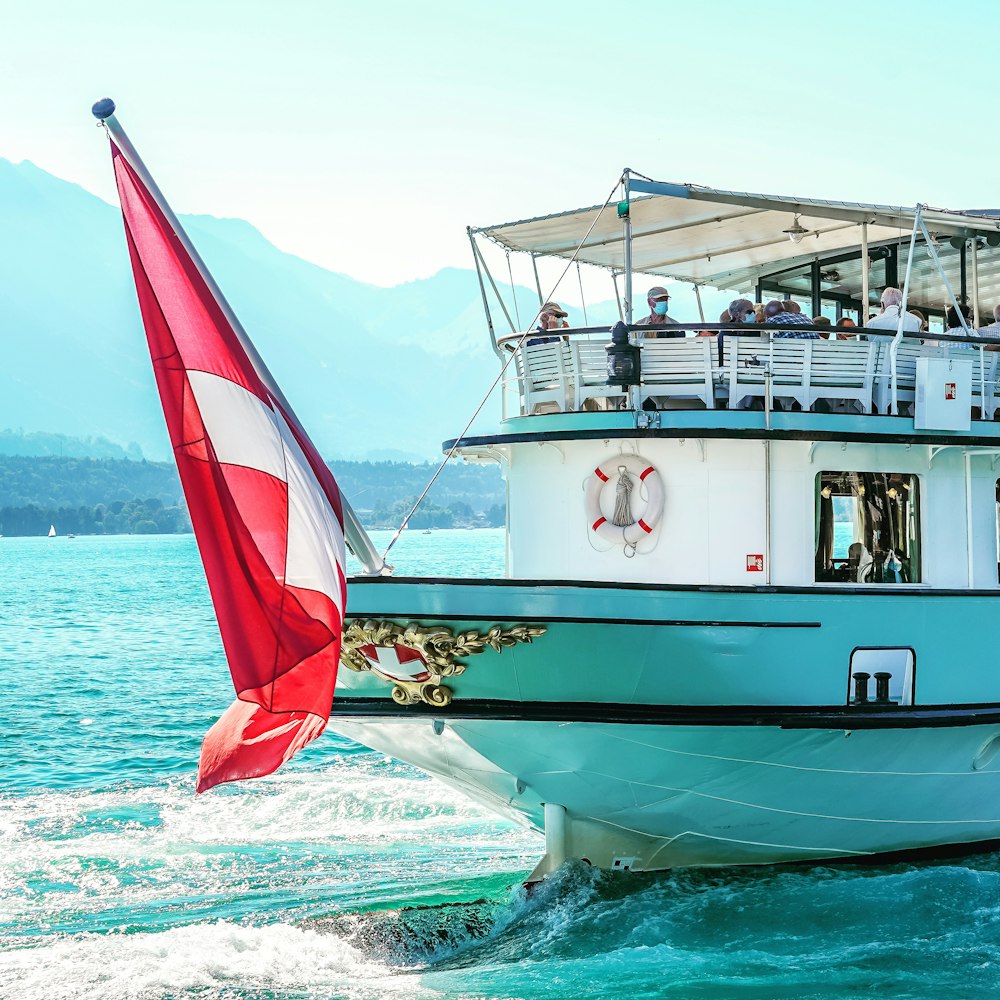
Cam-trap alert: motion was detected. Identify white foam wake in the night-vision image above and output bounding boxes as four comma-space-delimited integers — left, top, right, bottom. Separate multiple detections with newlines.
0, 920, 436, 1000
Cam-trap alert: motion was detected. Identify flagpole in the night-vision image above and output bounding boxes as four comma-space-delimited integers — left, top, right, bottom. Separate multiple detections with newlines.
91, 99, 387, 576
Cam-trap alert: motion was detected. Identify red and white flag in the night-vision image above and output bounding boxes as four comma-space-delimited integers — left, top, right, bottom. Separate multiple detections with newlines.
110, 142, 347, 792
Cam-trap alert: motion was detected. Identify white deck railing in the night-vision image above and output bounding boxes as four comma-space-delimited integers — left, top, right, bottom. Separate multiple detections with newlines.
499, 327, 1000, 421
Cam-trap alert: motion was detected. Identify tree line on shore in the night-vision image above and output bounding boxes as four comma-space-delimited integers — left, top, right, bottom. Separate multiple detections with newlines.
0, 456, 505, 536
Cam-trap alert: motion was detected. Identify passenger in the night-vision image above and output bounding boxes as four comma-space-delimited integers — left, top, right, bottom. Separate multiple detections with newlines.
944, 304, 974, 349
834, 317, 857, 341
812, 316, 832, 339
718, 298, 756, 361
764, 299, 819, 338
540, 302, 569, 330
975, 304, 1000, 350
729, 299, 755, 324
636, 286, 683, 338
781, 300, 804, 315
526, 302, 568, 345
865, 287, 922, 333
945, 303, 972, 335
753, 303, 766, 324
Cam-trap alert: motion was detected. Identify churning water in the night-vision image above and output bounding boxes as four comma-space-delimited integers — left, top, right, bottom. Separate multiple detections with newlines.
3, 532, 1000, 999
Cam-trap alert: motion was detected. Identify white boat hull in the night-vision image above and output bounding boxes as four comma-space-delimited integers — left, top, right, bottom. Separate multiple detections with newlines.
329, 715, 1000, 872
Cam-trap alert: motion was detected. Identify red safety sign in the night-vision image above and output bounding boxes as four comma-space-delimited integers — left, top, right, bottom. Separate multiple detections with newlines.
746, 554, 764, 572
945, 382, 957, 400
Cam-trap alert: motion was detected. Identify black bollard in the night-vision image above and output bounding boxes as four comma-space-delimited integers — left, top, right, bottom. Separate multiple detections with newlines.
852, 671, 871, 703
873, 671, 892, 703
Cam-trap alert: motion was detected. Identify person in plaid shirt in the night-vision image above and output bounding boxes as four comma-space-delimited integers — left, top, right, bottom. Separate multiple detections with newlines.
763, 300, 819, 339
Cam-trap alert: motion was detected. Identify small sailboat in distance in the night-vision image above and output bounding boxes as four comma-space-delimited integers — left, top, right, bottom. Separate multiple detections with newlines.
48, 525, 56, 538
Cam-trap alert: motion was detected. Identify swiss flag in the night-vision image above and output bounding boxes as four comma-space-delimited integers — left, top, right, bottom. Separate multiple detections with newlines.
110, 141, 347, 792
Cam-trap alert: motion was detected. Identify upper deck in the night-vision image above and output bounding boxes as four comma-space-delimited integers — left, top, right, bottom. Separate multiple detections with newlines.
466, 170, 1000, 445
462, 322, 1000, 447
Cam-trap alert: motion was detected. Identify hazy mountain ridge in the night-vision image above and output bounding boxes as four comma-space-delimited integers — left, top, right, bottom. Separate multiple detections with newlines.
0, 157, 609, 463
0, 455, 504, 536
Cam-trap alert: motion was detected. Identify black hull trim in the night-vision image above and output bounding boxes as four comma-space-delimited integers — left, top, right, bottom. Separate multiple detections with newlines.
347, 575, 1000, 598
346, 612, 820, 628
328, 697, 1000, 730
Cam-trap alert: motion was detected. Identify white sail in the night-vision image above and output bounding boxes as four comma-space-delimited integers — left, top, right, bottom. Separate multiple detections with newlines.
48, 525, 56, 537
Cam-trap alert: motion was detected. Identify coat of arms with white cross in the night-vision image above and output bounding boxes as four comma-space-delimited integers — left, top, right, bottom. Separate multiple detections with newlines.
340, 619, 546, 707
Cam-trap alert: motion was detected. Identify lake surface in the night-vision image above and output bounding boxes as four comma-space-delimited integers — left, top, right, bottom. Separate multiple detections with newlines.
3, 532, 1000, 999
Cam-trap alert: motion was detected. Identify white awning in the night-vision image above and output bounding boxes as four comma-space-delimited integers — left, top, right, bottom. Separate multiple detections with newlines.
474, 177, 1000, 305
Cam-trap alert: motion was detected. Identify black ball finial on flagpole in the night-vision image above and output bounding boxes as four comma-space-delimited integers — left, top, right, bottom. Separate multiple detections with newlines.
91, 98, 116, 120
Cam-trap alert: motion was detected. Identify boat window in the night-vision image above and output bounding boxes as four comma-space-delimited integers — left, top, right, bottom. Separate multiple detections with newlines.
815, 472, 920, 584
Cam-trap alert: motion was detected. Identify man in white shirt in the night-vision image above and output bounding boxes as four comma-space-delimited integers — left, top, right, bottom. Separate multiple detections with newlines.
975, 303, 1000, 350
865, 287, 922, 333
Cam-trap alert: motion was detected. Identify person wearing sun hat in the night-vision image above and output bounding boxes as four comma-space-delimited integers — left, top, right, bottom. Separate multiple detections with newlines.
539, 301, 569, 330
636, 286, 682, 337
527, 301, 569, 345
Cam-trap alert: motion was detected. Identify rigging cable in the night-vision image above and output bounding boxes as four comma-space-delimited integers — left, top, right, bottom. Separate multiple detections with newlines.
381, 171, 626, 562
576, 260, 588, 325
506, 250, 521, 330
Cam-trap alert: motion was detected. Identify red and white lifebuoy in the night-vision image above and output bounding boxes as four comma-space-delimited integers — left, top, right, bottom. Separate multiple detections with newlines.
584, 455, 664, 549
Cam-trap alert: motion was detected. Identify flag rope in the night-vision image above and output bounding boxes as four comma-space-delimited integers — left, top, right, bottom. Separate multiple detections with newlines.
381, 171, 626, 561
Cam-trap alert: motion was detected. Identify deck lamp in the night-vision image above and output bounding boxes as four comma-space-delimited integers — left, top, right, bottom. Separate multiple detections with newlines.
783, 214, 808, 244
606, 321, 641, 389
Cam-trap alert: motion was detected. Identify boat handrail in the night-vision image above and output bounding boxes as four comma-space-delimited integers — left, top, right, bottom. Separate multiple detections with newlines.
498, 323, 999, 349
498, 321, 1000, 420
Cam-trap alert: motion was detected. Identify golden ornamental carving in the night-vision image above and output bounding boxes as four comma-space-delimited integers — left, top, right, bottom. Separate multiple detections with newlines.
340, 619, 546, 707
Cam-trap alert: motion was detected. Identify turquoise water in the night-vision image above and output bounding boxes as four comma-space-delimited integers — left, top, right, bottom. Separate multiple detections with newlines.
4, 532, 1000, 998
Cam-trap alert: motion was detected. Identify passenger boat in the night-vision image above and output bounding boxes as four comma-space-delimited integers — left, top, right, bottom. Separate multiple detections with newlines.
94, 101, 1000, 877
332, 178, 1000, 877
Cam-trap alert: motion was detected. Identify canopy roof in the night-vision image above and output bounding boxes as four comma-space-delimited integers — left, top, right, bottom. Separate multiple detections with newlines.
475, 176, 1000, 309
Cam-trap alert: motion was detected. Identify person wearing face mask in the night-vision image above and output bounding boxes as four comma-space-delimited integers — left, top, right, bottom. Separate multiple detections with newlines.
718, 298, 758, 364
636, 286, 683, 337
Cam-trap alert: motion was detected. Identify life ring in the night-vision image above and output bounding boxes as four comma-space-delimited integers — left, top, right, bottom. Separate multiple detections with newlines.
585, 455, 664, 549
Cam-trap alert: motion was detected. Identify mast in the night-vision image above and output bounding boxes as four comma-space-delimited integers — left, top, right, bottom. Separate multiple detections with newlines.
622, 169, 633, 325
90, 99, 387, 576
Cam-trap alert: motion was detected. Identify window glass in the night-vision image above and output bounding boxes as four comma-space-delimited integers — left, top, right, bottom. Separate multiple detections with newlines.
815, 472, 920, 583
849, 648, 915, 705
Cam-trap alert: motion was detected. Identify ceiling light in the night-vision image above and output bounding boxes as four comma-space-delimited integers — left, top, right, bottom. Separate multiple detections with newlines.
783, 215, 808, 244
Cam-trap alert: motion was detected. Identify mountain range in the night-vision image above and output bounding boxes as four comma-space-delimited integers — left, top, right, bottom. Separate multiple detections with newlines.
0, 158, 617, 462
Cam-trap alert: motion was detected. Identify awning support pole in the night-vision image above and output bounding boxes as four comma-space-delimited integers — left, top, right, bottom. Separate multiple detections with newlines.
918, 216, 971, 332
623, 170, 633, 325
470, 235, 518, 336
693, 283, 705, 323
98, 107, 387, 577
972, 237, 981, 327
890, 209, 922, 415
861, 222, 870, 322
468, 228, 502, 361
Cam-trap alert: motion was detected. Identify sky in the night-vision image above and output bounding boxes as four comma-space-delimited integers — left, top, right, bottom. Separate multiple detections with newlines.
5, 0, 1000, 315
